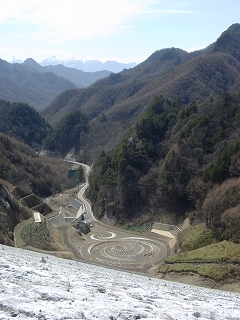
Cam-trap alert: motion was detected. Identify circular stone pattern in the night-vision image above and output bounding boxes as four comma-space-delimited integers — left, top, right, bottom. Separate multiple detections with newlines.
80, 235, 167, 271
90, 232, 116, 240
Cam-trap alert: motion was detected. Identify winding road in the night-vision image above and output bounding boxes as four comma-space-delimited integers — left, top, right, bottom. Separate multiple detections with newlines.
62, 159, 171, 273
64, 160, 95, 222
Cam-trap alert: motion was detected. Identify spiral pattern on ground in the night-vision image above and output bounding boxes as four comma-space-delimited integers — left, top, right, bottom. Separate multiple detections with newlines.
90, 232, 116, 240
79, 234, 167, 271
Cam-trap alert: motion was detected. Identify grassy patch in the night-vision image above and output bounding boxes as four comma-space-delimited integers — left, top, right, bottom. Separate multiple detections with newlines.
31, 223, 50, 249
158, 263, 238, 281
122, 221, 154, 233
159, 224, 240, 281
165, 241, 240, 263
180, 224, 216, 252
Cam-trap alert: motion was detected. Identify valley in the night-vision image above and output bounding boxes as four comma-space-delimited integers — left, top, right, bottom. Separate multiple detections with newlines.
13, 161, 175, 275
1, 23, 240, 294
11, 159, 240, 292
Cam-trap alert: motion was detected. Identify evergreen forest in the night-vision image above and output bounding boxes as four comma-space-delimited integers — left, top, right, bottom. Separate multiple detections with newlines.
89, 93, 240, 242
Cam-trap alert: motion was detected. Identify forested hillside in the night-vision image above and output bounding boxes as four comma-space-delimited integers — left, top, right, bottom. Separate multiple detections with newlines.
43, 109, 88, 155
89, 92, 240, 242
41, 24, 240, 163
44, 64, 111, 88
0, 102, 87, 247
0, 100, 51, 146
0, 100, 87, 196
0, 133, 74, 197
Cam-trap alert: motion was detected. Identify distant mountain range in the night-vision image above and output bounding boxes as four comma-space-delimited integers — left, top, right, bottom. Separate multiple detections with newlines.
39, 56, 137, 73
15, 56, 137, 73
0, 56, 136, 111
24, 58, 111, 88
0, 58, 111, 111
0, 58, 76, 111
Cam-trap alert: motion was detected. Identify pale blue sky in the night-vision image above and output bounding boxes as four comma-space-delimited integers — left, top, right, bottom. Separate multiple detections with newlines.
0, 0, 239, 64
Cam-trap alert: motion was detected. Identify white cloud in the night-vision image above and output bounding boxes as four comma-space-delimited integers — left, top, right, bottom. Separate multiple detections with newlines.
0, 0, 153, 42
0, 0, 195, 43
0, 0, 199, 61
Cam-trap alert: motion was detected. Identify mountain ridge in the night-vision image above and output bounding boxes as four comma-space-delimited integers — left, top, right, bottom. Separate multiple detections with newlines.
39, 56, 137, 73
41, 24, 240, 162
44, 64, 111, 88
1, 24, 240, 294
0, 58, 111, 111
0, 58, 76, 111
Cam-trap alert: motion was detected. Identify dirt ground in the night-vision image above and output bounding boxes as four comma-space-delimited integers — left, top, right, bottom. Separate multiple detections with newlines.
65, 220, 240, 293
71, 220, 172, 272
157, 272, 240, 293
46, 185, 81, 217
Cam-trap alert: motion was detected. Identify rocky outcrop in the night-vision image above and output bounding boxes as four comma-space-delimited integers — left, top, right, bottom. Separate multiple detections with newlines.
74, 221, 91, 235
0, 183, 23, 245
0, 182, 37, 246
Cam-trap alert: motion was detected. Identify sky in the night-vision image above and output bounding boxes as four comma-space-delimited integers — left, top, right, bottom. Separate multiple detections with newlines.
0, 0, 239, 64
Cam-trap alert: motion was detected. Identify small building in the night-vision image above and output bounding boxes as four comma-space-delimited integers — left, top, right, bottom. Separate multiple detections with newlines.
33, 211, 41, 223
151, 222, 181, 238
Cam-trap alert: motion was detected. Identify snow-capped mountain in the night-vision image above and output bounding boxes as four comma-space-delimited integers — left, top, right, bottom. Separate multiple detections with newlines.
0, 244, 239, 320
39, 56, 137, 73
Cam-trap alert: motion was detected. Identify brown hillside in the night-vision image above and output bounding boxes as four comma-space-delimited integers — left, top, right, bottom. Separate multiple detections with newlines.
0, 133, 74, 197
41, 48, 190, 125
41, 25, 240, 162
0, 59, 76, 111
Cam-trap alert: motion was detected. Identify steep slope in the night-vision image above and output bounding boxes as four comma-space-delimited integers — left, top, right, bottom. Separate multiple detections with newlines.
43, 109, 88, 155
211, 23, 240, 60
89, 92, 240, 243
0, 245, 239, 319
43, 24, 240, 126
41, 24, 240, 161
139, 52, 240, 105
0, 133, 74, 197
0, 59, 76, 111
0, 181, 31, 246
102, 52, 240, 122
0, 179, 71, 254
0, 100, 51, 146
41, 47, 190, 125
44, 64, 111, 87
0, 180, 54, 246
